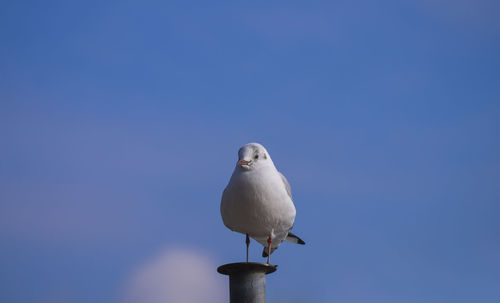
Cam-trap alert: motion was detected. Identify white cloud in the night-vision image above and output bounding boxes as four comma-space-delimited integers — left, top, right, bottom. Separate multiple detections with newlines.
120, 248, 227, 303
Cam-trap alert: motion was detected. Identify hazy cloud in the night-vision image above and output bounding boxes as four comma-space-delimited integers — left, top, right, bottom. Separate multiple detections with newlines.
120, 248, 226, 303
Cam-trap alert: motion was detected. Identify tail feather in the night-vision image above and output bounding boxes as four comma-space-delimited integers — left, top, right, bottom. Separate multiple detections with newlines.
285, 232, 305, 245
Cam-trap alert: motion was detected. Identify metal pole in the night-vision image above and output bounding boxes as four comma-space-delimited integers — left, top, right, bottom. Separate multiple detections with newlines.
217, 262, 277, 303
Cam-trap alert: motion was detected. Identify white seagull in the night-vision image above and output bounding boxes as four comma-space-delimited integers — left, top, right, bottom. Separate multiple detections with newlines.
221, 143, 305, 264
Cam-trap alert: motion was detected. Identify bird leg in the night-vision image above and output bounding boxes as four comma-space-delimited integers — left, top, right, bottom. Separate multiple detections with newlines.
267, 236, 272, 265
246, 234, 250, 263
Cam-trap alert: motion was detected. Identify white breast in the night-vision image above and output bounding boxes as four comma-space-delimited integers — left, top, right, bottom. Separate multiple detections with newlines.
220, 166, 296, 242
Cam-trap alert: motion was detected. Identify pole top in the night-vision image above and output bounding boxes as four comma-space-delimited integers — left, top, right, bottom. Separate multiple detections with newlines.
217, 262, 277, 276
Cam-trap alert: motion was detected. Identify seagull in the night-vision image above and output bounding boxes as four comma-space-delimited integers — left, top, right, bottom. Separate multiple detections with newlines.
221, 143, 305, 264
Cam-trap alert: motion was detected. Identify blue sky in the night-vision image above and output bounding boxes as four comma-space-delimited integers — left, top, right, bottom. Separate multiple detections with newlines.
1, 1, 499, 302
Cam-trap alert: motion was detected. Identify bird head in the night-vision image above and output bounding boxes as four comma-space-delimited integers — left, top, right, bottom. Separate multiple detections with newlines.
236, 143, 273, 171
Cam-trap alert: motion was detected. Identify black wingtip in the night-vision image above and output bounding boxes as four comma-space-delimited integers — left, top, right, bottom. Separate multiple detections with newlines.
262, 250, 268, 258
286, 232, 306, 245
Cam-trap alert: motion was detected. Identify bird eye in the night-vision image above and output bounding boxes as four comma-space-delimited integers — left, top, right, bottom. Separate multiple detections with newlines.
254, 155, 259, 159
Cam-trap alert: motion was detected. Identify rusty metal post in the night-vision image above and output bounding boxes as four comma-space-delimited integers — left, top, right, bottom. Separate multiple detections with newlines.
217, 262, 277, 303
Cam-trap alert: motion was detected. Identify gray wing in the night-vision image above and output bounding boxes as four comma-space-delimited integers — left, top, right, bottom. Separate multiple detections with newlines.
279, 172, 292, 199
